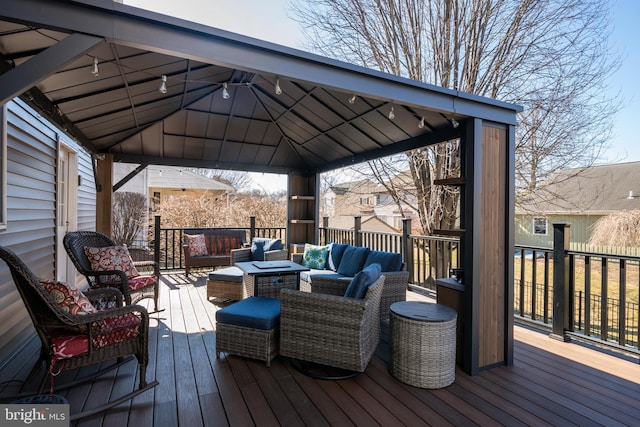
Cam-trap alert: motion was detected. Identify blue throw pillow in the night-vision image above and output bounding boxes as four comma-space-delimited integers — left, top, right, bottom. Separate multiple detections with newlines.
251, 238, 283, 261
337, 246, 371, 277
344, 263, 382, 299
363, 251, 403, 272
326, 243, 348, 271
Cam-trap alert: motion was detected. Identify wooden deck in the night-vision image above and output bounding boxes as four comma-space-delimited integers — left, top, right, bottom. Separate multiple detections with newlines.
2, 271, 639, 426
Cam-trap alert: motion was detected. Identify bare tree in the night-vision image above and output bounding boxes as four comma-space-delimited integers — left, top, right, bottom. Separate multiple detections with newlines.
188, 168, 254, 192
113, 192, 148, 246
294, 0, 618, 204
294, 0, 618, 280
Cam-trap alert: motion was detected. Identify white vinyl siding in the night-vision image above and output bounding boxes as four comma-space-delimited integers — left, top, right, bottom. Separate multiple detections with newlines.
0, 99, 95, 367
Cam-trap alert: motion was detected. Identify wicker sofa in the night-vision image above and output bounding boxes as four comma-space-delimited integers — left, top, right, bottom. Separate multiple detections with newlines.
292, 243, 409, 321
183, 229, 247, 277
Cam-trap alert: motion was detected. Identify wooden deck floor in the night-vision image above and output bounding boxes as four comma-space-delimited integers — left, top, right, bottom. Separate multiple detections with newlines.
2, 271, 639, 426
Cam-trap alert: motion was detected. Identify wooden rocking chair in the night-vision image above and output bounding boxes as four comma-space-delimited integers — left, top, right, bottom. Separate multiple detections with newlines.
0, 245, 158, 420
63, 230, 161, 312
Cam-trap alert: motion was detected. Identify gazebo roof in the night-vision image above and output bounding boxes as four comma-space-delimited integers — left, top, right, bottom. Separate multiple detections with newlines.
0, 0, 521, 176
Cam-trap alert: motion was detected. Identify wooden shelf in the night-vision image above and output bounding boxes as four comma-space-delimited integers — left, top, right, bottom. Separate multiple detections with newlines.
290, 219, 315, 224
290, 195, 315, 200
433, 177, 465, 186
433, 229, 465, 237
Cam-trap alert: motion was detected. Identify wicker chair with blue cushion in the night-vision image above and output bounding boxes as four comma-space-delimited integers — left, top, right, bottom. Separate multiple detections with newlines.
280, 264, 385, 373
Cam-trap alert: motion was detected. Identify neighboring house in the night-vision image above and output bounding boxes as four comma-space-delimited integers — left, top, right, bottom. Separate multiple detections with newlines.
0, 99, 96, 362
114, 164, 234, 212
328, 176, 421, 233
113, 164, 234, 244
516, 162, 640, 252
328, 215, 401, 233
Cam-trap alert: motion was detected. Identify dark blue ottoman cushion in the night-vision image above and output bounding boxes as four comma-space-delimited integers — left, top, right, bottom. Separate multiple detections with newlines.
216, 296, 280, 330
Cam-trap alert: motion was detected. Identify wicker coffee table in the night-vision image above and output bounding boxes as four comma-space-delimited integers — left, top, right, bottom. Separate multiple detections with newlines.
389, 301, 457, 389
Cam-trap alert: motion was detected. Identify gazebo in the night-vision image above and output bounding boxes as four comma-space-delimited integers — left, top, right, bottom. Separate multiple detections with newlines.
0, 0, 522, 375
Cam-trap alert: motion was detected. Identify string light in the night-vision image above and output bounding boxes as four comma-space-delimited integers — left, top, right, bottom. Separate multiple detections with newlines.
275, 78, 282, 95
159, 75, 167, 94
348, 95, 357, 104
91, 57, 99, 76
222, 82, 230, 99
388, 106, 395, 120
418, 116, 425, 129
451, 118, 459, 128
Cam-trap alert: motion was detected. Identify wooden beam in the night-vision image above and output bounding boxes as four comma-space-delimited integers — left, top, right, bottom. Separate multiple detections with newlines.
96, 154, 113, 236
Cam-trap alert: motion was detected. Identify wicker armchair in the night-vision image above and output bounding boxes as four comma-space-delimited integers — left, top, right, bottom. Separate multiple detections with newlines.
0, 245, 158, 419
63, 231, 160, 312
279, 275, 384, 372
307, 271, 408, 322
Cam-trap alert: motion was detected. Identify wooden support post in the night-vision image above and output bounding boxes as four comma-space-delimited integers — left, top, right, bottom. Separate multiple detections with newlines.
250, 216, 256, 242
154, 215, 161, 277
95, 153, 113, 236
402, 218, 412, 277
551, 223, 571, 341
354, 216, 362, 247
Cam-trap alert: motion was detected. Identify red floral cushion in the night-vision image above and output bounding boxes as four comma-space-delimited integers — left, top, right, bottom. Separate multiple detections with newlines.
47, 312, 141, 361
40, 280, 97, 315
185, 234, 208, 257
84, 245, 139, 279
128, 274, 157, 291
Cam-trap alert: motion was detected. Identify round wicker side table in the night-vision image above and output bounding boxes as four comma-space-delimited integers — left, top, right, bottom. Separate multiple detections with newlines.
389, 301, 457, 389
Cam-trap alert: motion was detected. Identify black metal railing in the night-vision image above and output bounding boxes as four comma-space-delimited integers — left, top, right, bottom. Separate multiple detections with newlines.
515, 234, 640, 354
145, 215, 638, 356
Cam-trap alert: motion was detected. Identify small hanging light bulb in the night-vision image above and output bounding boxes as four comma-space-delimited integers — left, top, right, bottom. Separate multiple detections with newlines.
388, 106, 395, 120
348, 95, 357, 104
91, 57, 99, 77
275, 78, 282, 95
159, 170, 163, 177
179, 170, 183, 176
222, 82, 230, 100
418, 116, 425, 129
451, 118, 459, 128
159, 75, 167, 94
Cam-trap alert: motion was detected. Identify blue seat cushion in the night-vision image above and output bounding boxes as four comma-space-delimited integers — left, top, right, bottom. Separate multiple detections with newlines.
363, 250, 403, 272
337, 246, 371, 277
344, 263, 382, 299
326, 243, 349, 271
300, 269, 347, 283
251, 238, 283, 261
208, 266, 244, 283
215, 296, 280, 330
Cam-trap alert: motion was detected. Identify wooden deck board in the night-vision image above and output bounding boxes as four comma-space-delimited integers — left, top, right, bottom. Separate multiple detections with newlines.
2, 271, 639, 427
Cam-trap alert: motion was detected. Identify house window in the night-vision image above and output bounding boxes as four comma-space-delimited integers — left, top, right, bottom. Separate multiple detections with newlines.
0, 105, 7, 230
360, 197, 370, 205
533, 217, 548, 235
151, 191, 161, 211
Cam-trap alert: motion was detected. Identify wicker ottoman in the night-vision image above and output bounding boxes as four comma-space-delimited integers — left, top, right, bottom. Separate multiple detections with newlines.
389, 301, 457, 389
215, 296, 280, 366
207, 267, 246, 301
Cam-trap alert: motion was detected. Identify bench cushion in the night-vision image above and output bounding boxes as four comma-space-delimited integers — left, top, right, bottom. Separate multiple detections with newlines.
364, 250, 403, 272
208, 266, 244, 283
337, 246, 371, 277
216, 296, 280, 330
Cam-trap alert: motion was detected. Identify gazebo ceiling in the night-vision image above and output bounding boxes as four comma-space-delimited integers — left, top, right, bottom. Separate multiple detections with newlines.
0, 0, 521, 176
